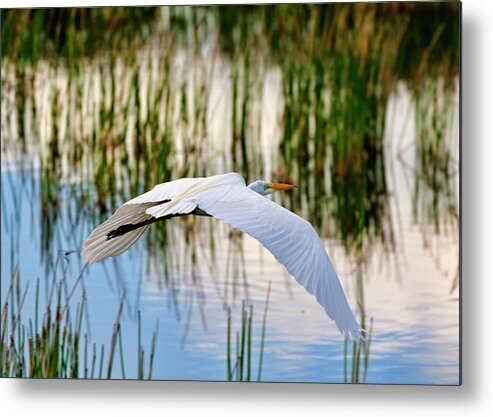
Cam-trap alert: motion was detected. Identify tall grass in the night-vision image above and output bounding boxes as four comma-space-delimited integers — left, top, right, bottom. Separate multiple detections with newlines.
1, 4, 459, 257
0, 264, 159, 379
1, 3, 460, 380
209, 3, 459, 272
1, 8, 159, 64
226, 281, 271, 382
343, 318, 373, 384
412, 81, 459, 235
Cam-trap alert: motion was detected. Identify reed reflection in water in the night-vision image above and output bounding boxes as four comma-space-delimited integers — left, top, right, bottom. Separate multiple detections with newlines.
1, 3, 459, 384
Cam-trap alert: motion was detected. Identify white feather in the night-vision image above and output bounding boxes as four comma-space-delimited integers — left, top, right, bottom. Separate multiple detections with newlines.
82, 203, 154, 264
195, 181, 363, 340
82, 172, 363, 339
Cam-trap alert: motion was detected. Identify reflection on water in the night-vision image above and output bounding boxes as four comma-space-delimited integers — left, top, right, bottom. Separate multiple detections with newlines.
1, 4, 459, 384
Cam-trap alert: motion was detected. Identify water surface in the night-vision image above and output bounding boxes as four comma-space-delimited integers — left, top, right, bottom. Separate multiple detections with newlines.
1, 4, 459, 384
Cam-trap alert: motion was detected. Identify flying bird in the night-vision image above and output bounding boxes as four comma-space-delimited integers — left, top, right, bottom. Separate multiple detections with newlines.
82, 173, 363, 340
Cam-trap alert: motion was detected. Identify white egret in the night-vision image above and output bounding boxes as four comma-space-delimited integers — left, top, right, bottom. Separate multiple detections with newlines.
82, 173, 363, 340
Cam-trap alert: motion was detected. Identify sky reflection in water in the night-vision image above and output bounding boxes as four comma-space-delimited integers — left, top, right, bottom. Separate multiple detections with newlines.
1, 85, 459, 384
1, 4, 460, 382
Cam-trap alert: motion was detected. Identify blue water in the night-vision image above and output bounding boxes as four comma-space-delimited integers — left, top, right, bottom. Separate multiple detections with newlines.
1, 163, 460, 384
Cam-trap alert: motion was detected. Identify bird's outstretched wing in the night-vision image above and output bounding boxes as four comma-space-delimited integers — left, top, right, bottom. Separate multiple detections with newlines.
81, 174, 240, 264
81, 202, 157, 264
196, 183, 363, 340
82, 173, 362, 339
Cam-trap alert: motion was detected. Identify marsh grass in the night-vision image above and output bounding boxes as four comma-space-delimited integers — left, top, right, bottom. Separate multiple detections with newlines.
411, 82, 458, 235
1, 8, 158, 64
1, 3, 460, 380
226, 281, 271, 382
0, 264, 158, 379
1, 4, 459, 261
214, 2, 458, 261
343, 318, 373, 384
343, 263, 373, 383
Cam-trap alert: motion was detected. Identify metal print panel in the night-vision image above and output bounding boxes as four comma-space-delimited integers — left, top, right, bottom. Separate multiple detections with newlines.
0, 2, 461, 384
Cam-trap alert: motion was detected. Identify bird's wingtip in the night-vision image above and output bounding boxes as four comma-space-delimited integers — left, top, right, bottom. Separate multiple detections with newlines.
80, 250, 95, 265
343, 326, 368, 343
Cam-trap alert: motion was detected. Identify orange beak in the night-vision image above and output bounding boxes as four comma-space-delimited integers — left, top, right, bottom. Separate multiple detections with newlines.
267, 182, 297, 191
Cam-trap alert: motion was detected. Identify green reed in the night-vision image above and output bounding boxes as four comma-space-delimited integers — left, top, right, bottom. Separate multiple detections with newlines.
343, 262, 372, 383
1, 8, 158, 64
343, 318, 373, 384
1, 3, 460, 286
411, 81, 458, 236
226, 281, 271, 382
325, 5, 405, 257
226, 302, 252, 381
212, 2, 458, 260
0, 263, 158, 379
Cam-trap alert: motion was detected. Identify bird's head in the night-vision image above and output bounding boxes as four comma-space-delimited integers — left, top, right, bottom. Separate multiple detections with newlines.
247, 180, 297, 196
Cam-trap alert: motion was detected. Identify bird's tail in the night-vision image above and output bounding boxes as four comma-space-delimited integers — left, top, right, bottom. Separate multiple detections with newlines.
82, 203, 155, 264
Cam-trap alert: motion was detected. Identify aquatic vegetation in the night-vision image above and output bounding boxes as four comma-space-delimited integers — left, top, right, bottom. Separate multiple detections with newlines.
1, 4, 459, 252
344, 318, 373, 384
0, 262, 158, 379
1, 8, 159, 64
0, 3, 460, 383
226, 281, 271, 382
